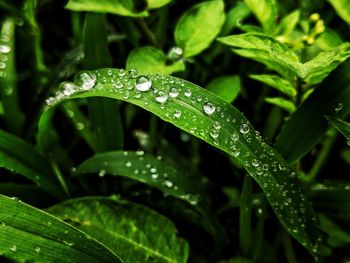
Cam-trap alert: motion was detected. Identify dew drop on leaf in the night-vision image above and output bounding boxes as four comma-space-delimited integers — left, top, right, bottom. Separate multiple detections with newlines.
184, 90, 192, 97
252, 159, 260, 167
10, 244, 16, 252
61, 82, 76, 96
75, 72, 96, 90
98, 169, 106, 177
210, 129, 219, 139
240, 124, 250, 134
135, 76, 152, 92
169, 87, 179, 98
0, 45, 10, 53
155, 91, 168, 103
34, 246, 41, 253
173, 109, 182, 119
125, 161, 132, 167
203, 101, 216, 115
128, 69, 138, 78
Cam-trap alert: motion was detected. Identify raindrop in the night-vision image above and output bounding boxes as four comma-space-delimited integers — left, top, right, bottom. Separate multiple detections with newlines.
136, 150, 144, 156
252, 159, 260, 167
155, 90, 168, 103
210, 129, 219, 140
76, 122, 85, 130
118, 69, 126, 77
75, 72, 96, 90
0, 62, 6, 69
0, 45, 10, 53
168, 46, 183, 60
240, 124, 250, 134
125, 161, 132, 167
10, 244, 16, 252
184, 90, 192, 97
231, 131, 239, 142
114, 80, 123, 89
151, 173, 159, 179
203, 101, 216, 115
1, 221, 5, 227
169, 87, 179, 98
164, 180, 173, 188
150, 167, 157, 173
98, 169, 106, 177
128, 69, 138, 78
173, 109, 181, 119
135, 76, 152, 92
213, 121, 221, 129
61, 82, 76, 96
34, 246, 41, 253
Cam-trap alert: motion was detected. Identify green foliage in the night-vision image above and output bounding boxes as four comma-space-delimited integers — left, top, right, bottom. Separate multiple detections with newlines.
1, 0, 350, 262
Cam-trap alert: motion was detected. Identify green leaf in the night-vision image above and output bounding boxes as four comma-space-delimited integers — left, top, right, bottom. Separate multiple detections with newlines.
302, 42, 350, 84
76, 151, 201, 205
326, 116, 350, 144
275, 9, 300, 36
218, 33, 301, 79
0, 129, 65, 200
275, 61, 350, 163
65, 0, 148, 16
41, 68, 325, 257
250, 74, 296, 97
174, 0, 225, 57
318, 214, 350, 247
47, 197, 189, 263
126, 46, 185, 75
0, 194, 122, 263
83, 13, 124, 152
147, 0, 172, 9
244, 0, 278, 33
239, 176, 252, 255
0, 17, 24, 134
328, 0, 350, 25
265, 97, 296, 113
206, 76, 240, 103
221, 2, 251, 35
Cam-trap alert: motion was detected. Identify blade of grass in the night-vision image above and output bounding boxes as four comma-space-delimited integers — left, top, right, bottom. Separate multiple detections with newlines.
41, 68, 326, 258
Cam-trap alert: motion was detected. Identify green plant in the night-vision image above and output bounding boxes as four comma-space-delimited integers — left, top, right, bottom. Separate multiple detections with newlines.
1, 0, 350, 262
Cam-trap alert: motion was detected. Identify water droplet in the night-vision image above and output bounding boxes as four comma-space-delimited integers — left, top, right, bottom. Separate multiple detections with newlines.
210, 129, 219, 140
240, 124, 250, 134
173, 109, 181, 119
150, 168, 157, 173
213, 121, 221, 129
61, 81, 76, 96
114, 80, 123, 89
34, 246, 40, 253
151, 173, 159, 179
335, 102, 343, 113
125, 161, 132, 167
231, 131, 239, 142
164, 180, 173, 188
136, 150, 144, 156
184, 90, 192, 97
155, 90, 168, 103
128, 69, 138, 78
203, 101, 216, 115
0, 62, 6, 69
10, 244, 16, 252
75, 72, 96, 90
168, 46, 183, 60
1, 221, 6, 227
252, 159, 260, 167
135, 76, 152, 92
76, 122, 84, 130
98, 169, 106, 177
169, 87, 179, 98
0, 45, 10, 53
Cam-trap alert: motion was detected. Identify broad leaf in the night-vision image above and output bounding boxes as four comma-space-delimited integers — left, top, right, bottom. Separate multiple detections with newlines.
65, 0, 148, 17
244, 0, 278, 33
275, 61, 350, 163
175, 0, 225, 57
221, 2, 251, 35
218, 33, 301, 79
0, 129, 65, 200
206, 76, 240, 103
250, 74, 296, 97
275, 9, 300, 36
41, 68, 325, 257
265, 97, 296, 113
76, 151, 201, 205
328, 0, 350, 25
126, 46, 185, 75
0, 195, 122, 263
327, 116, 350, 144
47, 197, 189, 263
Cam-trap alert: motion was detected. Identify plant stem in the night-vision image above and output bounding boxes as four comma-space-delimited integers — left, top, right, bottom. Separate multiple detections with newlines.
49, 159, 70, 198
137, 18, 161, 48
282, 230, 297, 263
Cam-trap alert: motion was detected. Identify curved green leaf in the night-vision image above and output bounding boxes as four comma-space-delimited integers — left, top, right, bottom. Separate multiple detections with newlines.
250, 74, 296, 97
126, 46, 185, 75
147, 0, 172, 9
175, 0, 225, 57
244, 0, 278, 33
41, 68, 325, 257
47, 197, 189, 263
328, 0, 350, 25
76, 151, 201, 205
0, 194, 122, 263
275, 61, 350, 163
0, 129, 65, 200
206, 76, 240, 103
65, 0, 148, 17
265, 97, 296, 113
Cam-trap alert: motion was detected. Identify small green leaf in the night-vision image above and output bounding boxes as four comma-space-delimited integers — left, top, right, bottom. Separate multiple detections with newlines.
244, 0, 278, 33
41, 68, 325, 257
318, 214, 350, 247
206, 76, 240, 103
126, 46, 185, 75
175, 0, 225, 57
47, 197, 189, 263
221, 2, 251, 35
0, 129, 65, 200
65, 0, 148, 17
326, 116, 350, 144
218, 33, 301, 79
250, 74, 296, 97
147, 0, 172, 9
302, 42, 350, 84
0, 195, 122, 263
275, 9, 300, 36
265, 97, 296, 113
328, 0, 350, 25
76, 151, 201, 206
